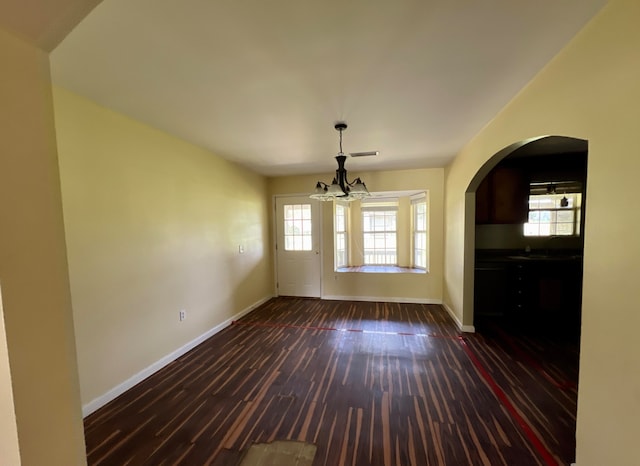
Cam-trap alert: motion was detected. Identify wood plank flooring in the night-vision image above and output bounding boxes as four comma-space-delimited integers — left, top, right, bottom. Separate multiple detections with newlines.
84, 298, 579, 466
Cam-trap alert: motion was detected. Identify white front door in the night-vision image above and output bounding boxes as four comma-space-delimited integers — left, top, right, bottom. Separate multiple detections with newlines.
275, 196, 321, 297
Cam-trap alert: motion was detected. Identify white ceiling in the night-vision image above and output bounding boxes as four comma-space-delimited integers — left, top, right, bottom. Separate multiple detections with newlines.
50, 0, 606, 177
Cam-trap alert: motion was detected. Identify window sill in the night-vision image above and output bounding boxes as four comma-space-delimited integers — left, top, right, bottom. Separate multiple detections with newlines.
335, 265, 426, 274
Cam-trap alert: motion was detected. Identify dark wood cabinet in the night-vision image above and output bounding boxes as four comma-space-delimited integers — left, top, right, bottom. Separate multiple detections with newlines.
475, 256, 583, 333
525, 260, 583, 330
476, 167, 528, 224
474, 263, 510, 316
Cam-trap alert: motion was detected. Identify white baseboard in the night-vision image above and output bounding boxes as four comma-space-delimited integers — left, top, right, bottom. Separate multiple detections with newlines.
442, 303, 475, 333
82, 295, 273, 417
322, 295, 442, 305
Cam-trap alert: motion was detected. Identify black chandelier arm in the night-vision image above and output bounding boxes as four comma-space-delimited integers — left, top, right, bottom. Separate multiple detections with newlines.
345, 177, 364, 187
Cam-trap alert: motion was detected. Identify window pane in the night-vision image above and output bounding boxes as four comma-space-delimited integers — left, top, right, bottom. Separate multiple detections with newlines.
556, 223, 574, 235
412, 201, 428, 269
388, 232, 396, 246
334, 205, 348, 268
364, 235, 374, 248
415, 248, 426, 268
385, 214, 396, 231
525, 192, 581, 237
539, 210, 553, 222
284, 220, 294, 235
539, 223, 552, 236
283, 203, 313, 251
284, 205, 293, 219
362, 209, 397, 265
556, 210, 574, 223
302, 219, 311, 235
362, 213, 372, 231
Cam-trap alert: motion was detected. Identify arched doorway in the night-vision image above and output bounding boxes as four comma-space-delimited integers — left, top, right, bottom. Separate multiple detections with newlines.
465, 135, 587, 335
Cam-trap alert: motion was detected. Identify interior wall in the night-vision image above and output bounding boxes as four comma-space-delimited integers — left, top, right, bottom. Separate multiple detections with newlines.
0, 28, 86, 465
443, 0, 640, 464
0, 286, 21, 465
54, 87, 273, 408
268, 168, 444, 303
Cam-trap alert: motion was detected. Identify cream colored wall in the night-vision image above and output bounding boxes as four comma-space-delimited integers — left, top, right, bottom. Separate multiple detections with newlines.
0, 28, 86, 465
443, 0, 639, 464
53, 87, 273, 407
269, 168, 444, 302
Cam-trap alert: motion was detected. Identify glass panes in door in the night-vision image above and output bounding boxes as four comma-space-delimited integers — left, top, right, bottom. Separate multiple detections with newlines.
283, 204, 313, 251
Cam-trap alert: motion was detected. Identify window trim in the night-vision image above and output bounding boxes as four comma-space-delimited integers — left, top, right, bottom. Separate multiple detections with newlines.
411, 196, 428, 270
334, 202, 348, 269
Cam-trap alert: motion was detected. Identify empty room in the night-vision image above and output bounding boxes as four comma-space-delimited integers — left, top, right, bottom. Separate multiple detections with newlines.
1, 1, 639, 465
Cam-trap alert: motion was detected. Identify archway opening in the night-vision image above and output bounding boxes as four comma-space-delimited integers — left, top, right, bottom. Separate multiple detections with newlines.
466, 135, 587, 336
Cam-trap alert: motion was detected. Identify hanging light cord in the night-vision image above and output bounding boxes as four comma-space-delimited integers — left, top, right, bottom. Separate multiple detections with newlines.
339, 127, 343, 154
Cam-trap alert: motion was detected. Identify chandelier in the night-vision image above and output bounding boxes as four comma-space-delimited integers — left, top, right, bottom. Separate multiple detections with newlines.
309, 122, 371, 202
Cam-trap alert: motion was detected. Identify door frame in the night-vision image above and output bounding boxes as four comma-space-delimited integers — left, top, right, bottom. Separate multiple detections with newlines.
272, 194, 324, 297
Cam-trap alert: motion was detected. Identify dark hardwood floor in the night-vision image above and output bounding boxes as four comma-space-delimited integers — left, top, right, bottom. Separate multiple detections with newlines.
84, 298, 579, 466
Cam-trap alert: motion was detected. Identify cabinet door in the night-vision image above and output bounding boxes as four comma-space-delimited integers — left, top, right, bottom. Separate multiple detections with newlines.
474, 265, 509, 316
490, 167, 528, 224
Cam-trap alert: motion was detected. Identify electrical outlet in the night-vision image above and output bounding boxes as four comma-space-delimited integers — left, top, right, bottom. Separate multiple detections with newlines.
179, 310, 186, 321
238, 245, 244, 254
